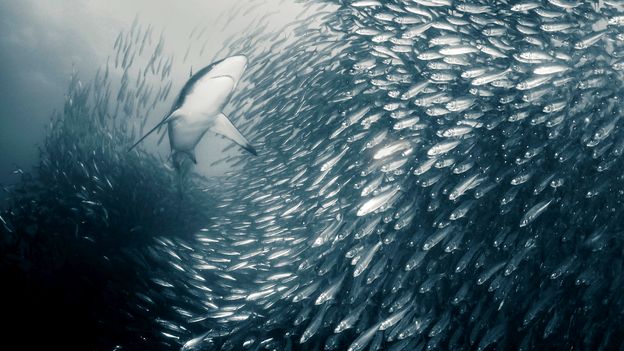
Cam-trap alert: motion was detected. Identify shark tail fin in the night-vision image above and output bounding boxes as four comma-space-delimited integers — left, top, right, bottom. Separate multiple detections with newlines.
211, 113, 258, 156
128, 111, 180, 152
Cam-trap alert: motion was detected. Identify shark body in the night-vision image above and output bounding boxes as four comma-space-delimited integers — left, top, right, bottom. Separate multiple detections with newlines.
129, 55, 257, 167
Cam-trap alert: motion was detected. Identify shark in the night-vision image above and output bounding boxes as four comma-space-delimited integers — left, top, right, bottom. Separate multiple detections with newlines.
129, 55, 257, 168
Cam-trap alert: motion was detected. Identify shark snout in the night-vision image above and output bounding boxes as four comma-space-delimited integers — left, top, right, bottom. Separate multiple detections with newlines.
210, 55, 247, 86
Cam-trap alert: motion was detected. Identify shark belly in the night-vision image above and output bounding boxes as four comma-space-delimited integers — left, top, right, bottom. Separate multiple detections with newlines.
168, 117, 213, 153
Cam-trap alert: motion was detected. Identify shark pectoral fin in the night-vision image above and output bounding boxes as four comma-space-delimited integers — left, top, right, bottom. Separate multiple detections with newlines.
211, 113, 257, 156
128, 110, 182, 151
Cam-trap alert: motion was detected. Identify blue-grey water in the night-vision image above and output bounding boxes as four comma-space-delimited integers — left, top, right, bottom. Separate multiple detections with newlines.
2, 1, 624, 350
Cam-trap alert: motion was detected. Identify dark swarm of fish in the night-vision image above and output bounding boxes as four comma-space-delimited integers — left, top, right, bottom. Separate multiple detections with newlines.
3, 0, 624, 350
0, 22, 219, 349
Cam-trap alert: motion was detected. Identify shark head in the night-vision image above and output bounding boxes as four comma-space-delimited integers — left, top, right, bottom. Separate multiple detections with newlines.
203, 55, 248, 88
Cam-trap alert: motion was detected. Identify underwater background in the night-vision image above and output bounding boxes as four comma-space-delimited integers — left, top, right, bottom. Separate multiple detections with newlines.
2, 0, 624, 350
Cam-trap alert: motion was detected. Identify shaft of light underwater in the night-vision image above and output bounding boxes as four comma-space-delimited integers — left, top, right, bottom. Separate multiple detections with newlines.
2, 0, 624, 350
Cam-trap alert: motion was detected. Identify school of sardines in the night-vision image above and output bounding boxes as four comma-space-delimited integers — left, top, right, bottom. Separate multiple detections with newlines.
3, 0, 624, 350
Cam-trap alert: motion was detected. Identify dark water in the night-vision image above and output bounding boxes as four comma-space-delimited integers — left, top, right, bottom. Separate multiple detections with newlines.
2, 1, 624, 350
